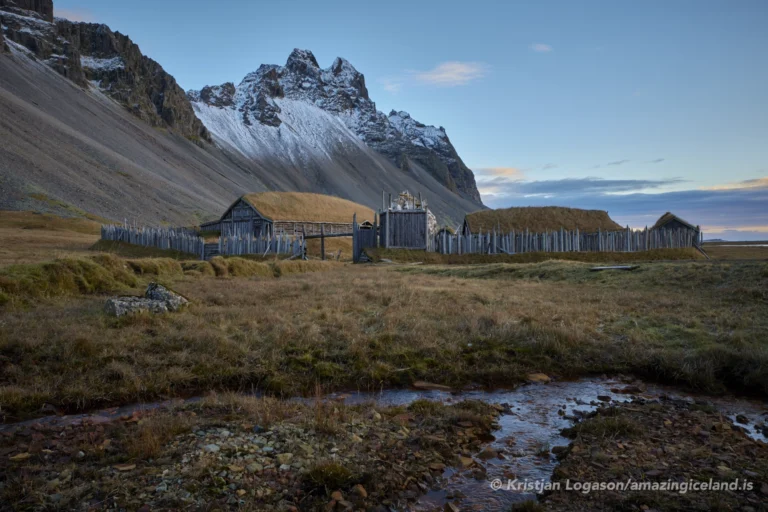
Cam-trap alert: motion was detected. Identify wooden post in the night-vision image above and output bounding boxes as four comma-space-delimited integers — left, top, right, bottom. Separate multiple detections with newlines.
321, 224, 325, 261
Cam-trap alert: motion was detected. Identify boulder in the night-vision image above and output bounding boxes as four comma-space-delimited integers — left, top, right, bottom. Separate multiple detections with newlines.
105, 283, 188, 317
145, 283, 188, 312
104, 297, 169, 317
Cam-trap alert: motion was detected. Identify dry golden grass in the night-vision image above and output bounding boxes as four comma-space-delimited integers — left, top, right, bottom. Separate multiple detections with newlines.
0, 211, 101, 266
243, 192, 375, 223
367, 247, 703, 265
1, 260, 766, 419
702, 243, 768, 260
465, 206, 623, 233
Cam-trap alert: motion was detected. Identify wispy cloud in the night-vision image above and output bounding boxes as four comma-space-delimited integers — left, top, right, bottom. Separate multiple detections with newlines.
702, 176, 768, 191
541, 163, 558, 170
530, 43, 553, 53
481, 177, 683, 198
649, 158, 665, 164
412, 61, 489, 87
474, 167, 525, 179
606, 159, 630, 166
379, 78, 402, 94
54, 7, 95, 22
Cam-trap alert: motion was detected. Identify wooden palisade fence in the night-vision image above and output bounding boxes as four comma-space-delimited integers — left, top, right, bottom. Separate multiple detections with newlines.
218, 232, 305, 258
102, 225, 206, 259
102, 225, 305, 260
433, 226, 702, 255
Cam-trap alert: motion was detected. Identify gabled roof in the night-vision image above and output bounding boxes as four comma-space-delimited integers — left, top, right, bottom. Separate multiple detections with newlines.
219, 192, 375, 224
652, 212, 698, 231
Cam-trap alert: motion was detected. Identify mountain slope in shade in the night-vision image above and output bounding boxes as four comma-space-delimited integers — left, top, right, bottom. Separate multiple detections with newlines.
0, 46, 482, 226
189, 49, 482, 204
0, 1, 484, 226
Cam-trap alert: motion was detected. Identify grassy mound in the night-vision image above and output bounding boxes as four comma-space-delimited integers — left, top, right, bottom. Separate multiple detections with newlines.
464, 206, 623, 233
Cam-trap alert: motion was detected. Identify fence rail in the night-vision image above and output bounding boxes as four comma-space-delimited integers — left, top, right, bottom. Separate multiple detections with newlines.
433, 227, 701, 255
101, 225, 205, 258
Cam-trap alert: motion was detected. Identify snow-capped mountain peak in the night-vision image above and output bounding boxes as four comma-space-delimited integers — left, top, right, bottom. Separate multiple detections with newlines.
187, 49, 481, 203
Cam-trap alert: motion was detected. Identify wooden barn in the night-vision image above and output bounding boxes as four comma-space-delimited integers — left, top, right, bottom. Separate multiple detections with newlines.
652, 212, 701, 239
199, 192, 375, 238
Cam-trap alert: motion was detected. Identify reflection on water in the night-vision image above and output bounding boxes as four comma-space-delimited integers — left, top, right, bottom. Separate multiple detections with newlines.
2, 379, 766, 511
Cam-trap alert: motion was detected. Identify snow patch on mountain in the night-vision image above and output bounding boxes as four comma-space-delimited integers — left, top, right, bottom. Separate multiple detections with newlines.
192, 97, 370, 164
81, 55, 124, 71
188, 49, 482, 203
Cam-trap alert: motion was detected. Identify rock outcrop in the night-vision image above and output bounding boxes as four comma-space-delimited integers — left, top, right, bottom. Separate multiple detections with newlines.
0, 0, 52, 22
189, 49, 482, 204
0, 2, 209, 142
105, 283, 189, 317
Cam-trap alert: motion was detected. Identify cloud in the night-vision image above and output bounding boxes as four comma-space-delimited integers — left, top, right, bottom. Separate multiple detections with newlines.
541, 163, 558, 170
530, 43, 553, 53
379, 78, 402, 93
412, 61, 489, 87
54, 7, 95, 22
474, 167, 525, 179
649, 158, 665, 164
606, 159, 630, 167
702, 176, 768, 191
479, 178, 768, 239
481, 177, 683, 198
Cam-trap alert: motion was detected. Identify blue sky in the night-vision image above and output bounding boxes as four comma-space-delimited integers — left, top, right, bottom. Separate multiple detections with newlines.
55, 0, 768, 239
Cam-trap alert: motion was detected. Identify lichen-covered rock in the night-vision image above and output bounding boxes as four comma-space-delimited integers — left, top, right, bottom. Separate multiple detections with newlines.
105, 283, 188, 317
104, 297, 169, 317
145, 283, 188, 312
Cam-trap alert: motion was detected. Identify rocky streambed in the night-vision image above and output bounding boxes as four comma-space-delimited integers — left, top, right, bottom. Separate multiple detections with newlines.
1, 378, 767, 511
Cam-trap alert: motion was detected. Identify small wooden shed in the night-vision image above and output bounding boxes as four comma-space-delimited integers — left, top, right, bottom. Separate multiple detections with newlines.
652, 212, 700, 240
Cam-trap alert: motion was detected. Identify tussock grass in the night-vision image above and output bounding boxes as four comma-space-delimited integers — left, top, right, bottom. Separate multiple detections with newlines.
564, 411, 642, 439
465, 206, 623, 233
1, 261, 766, 418
366, 248, 702, 265
124, 413, 193, 460
0, 255, 137, 303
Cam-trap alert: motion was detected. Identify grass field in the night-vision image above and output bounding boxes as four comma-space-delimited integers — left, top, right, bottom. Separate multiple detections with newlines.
703, 241, 768, 260
0, 211, 101, 266
1, 253, 766, 420
2, 210, 767, 423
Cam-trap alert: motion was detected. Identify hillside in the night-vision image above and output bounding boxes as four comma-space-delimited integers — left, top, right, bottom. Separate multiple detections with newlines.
465, 206, 623, 233
0, 1, 482, 227
242, 192, 375, 223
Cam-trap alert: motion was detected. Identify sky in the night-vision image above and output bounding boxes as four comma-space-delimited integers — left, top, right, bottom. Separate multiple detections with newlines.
54, 0, 768, 240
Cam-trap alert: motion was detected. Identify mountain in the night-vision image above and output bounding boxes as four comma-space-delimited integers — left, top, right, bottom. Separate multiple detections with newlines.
0, 0, 484, 227
188, 49, 482, 203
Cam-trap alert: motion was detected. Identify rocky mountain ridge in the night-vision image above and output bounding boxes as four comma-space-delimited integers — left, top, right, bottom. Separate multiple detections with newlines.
0, 0, 209, 141
188, 49, 482, 203
0, 0, 484, 226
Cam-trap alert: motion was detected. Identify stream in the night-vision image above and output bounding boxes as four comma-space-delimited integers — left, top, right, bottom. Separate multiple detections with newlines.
2, 378, 766, 511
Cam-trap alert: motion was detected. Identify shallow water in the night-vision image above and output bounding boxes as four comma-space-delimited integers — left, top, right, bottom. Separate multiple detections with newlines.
2, 379, 766, 511
326, 379, 768, 511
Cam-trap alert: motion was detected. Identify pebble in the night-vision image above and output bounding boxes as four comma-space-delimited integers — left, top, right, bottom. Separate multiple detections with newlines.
204, 444, 220, 453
